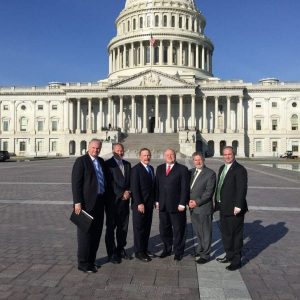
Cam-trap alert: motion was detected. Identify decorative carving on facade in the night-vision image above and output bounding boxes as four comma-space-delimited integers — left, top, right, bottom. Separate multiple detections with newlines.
139, 72, 162, 87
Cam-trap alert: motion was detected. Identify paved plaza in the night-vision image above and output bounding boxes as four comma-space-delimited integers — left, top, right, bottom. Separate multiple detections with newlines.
0, 157, 299, 299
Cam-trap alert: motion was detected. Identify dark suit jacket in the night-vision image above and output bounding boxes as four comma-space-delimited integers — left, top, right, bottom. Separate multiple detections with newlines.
156, 162, 190, 212
105, 156, 131, 203
130, 162, 155, 208
217, 160, 248, 216
71, 153, 108, 212
190, 166, 216, 216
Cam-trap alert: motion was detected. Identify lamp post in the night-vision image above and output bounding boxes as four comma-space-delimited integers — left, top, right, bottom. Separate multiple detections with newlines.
186, 129, 190, 143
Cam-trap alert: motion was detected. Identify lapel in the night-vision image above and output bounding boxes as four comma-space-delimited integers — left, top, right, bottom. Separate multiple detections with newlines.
222, 160, 236, 185
112, 156, 125, 178
166, 162, 177, 177
191, 167, 205, 190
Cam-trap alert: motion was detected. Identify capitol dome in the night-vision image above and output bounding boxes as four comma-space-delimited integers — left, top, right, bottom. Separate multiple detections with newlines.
108, 0, 214, 80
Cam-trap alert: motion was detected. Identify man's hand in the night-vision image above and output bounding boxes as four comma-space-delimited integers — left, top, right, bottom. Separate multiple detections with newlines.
188, 200, 197, 209
74, 203, 81, 215
138, 204, 145, 214
234, 207, 241, 215
122, 190, 131, 200
178, 205, 185, 212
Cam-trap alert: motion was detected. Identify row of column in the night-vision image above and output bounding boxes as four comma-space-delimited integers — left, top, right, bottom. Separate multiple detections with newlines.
109, 40, 212, 73
70, 95, 243, 134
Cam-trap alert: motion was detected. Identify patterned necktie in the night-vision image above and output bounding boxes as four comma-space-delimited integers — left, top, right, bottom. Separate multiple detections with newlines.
93, 159, 105, 194
146, 165, 153, 179
166, 165, 171, 176
216, 166, 227, 202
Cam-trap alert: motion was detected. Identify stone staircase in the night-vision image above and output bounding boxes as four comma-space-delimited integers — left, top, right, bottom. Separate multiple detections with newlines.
120, 133, 181, 158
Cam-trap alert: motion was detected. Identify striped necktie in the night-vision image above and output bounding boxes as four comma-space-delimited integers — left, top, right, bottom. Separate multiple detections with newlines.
93, 159, 105, 194
216, 166, 227, 202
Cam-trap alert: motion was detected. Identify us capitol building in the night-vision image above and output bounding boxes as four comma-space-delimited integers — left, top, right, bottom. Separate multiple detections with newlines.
0, 0, 299, 158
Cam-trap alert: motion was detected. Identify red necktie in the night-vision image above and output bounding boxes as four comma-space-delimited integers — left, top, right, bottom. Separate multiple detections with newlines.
166, 165, 171, 176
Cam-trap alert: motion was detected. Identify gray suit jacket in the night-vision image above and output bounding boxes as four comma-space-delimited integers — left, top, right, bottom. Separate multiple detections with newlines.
189, 166, 216, 215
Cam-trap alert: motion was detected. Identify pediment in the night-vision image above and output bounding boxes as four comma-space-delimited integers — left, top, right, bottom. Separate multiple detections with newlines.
109, 70, 195, 89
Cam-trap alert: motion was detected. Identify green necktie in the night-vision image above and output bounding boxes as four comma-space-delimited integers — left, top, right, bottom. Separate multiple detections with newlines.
216, 166, 227, 202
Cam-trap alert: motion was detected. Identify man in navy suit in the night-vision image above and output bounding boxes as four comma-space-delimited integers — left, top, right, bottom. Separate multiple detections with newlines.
131, 148, 156, 262
156, 148, 190, 261
215, 146, 248, 271
72, 139, 108, 273
104, 143, 132, 263
189, 152, 216, 264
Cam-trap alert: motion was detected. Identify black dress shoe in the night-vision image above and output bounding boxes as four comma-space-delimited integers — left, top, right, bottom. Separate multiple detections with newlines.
159, 251, 172, 258
86, 266, 98, 273
174, 255, 183, 261
78, 266, 87, 273
145, 251, 156, 258
135, 252, 151, 262
119, 249, 133, 260
196, 257, 209, 264
109, 254, 121, 264
226, 263, 241, 271
216, 256, 231, 263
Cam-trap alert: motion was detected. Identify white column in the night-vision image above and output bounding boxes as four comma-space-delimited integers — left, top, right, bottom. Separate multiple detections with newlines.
119, 96, 124, 130
168, 40, 173, 65
202, 46, 205, 70
140, 41, 143, 65
154, 95, 160, 133
202, 96, 207, 133
112, 99, 116, 129
214, 96, 219, 133
226, 96, 232, 133
159, 40, 163, 65
69, 99, 74, 133
98, 98, 103, 132
179, 95, 183, 130
179, 41, 183, 66
117, 47, 120, 70
123, 45, 126, 68
107, 97, 112, 127
196, 44, 199, 68
188, 42, 192, 67
109, 51, 112, 74
130, 96, 136, 133
142, 95, 148, 133
166, 95, 172, 133
76, 98, 81, 133
87, 98, 92, 133
64, 99, 69, 133
131, 43, 134, 67
191, 95, 195, 129
206, 49, 210, 72
238, 96, 244, 132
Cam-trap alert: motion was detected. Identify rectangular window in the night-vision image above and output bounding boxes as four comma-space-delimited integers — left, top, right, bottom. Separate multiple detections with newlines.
163, 46, 168, 64
52, 120, 58, 131
256, 140, 262, 152
51, 141, 57, 152
52, 105, 58, 110
272, 102, 277, 108
272, 119, 278, 131
154, 47, 159, 64
256, 119, 262, 130
20, 118, 27, 132
145, 47, 150, 64
20, 141, 26, 152
256, 102, 262, 108
272, 141, 278, 152
36, 140, 43, 152
37, 120, 44, 131
292, 141, 299, 152
3, 105, 9, 110
179, 16, 182, 28
3, 120, 9, 131
38, 105, 43, 110
2, 141, 8, 151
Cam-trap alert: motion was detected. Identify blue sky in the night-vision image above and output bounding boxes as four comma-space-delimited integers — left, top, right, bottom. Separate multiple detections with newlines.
0, 0, 299, 86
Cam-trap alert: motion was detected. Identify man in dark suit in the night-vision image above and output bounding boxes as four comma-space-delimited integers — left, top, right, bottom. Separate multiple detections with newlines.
215, 146, 248, 271
156, 148, 190, 261
131, 148, 156, 262
189, 152, 216, 264
72, 139, 108, 273
105, 143, 132, 263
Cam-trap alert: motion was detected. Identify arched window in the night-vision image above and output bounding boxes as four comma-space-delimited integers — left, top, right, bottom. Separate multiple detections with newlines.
291, 114, 298, 130
139, 17, 143, 28
186, 17, 189, 30
163, 15, 167, 27
127, 20, 130, 31
171, 15, 175, 27
20, 117, 27, 132
133, 18, 136, 30
155, 15, 159, 27
179, 16, 182, 28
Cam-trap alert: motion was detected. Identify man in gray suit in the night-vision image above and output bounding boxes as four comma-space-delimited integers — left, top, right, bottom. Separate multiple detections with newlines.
189, 152, 216, 264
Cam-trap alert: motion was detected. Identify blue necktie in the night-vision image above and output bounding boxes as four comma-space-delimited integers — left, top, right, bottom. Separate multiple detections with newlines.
93, 159, 105, 194
146, 165, 153, 179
